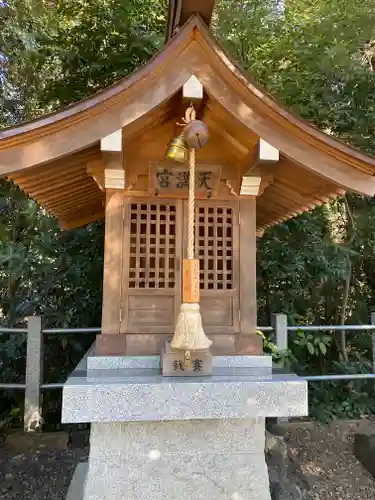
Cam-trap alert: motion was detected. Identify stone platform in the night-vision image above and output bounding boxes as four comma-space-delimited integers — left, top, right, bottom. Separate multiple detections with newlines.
62, 351, 308, 500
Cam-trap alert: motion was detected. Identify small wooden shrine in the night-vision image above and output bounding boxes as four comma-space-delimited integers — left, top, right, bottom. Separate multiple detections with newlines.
2, 10, 375, 358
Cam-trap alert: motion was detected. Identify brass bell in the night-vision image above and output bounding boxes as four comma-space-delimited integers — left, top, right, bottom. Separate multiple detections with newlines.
184, 120, 209, 149
165, 133, 188, 163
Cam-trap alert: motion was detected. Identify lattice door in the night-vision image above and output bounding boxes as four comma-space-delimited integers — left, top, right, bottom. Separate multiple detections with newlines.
196, 205, 234, 291
184, 200, 239, 333
128, 202, 178, 290
122, 199, 182, 333
122, 198, 238, 334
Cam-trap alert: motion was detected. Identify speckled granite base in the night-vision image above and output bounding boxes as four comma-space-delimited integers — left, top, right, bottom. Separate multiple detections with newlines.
62, 354, 308, 500
66, 462, 87, 500
83, 418, 271, 500
62, 372, 306, 422
62, 354, 306, 423
86, 354, 273, 371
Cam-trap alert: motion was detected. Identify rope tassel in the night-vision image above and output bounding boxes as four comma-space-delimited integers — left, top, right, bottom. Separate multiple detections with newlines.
171, 118, 212, 354
172, 303, 210, 351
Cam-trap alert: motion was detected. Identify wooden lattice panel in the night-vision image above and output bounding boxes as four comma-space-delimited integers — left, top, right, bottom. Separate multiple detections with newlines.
196, 205, 233, 290
128, 203, 176, 289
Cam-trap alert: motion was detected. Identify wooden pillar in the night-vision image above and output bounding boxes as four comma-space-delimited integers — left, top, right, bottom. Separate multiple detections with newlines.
236, 196, 262, 354
101, 190, 124, 334
96, 190, 127, 355
95, 129, 128, 355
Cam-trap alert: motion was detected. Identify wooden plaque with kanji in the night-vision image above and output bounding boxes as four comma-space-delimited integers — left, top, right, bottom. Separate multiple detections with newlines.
149, 161, 221, 197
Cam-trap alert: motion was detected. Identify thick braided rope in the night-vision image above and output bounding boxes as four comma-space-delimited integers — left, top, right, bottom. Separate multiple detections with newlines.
184, 149, 195, 358
185, 104, 196, 261
185, 106, 196, 358
187, 146, 195, 260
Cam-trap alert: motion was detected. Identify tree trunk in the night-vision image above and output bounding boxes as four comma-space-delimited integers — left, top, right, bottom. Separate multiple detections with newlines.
338, 197, 356, 363
338, 256, 351, 362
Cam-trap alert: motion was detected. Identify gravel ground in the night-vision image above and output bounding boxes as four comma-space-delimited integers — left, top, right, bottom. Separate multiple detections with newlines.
0, 422, 374, 500
0, 432, 88, 500
281, 420, 375, 500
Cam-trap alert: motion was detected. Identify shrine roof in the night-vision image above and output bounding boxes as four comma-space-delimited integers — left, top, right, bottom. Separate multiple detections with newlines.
1, 15, 375, 231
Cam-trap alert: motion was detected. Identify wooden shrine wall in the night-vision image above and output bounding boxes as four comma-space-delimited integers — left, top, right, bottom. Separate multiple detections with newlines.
119, 197, 240, 335
99, 162, 259, 354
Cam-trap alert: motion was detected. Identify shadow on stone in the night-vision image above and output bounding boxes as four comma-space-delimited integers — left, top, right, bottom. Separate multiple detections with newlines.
354, 422, 375, 479
265, 431, 310, 500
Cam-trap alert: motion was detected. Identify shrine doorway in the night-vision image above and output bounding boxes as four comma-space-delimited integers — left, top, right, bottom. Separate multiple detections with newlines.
120, 198, 239, 335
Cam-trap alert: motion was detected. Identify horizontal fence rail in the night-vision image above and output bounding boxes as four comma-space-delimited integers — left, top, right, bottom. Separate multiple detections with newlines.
304, 374, 375, 381
0, 327, 28, 334
0, 383, 26, 389
0, 318, 99, 432
1, 314, 375, 431
42, 327, 101, 334
287, 324, 375, 331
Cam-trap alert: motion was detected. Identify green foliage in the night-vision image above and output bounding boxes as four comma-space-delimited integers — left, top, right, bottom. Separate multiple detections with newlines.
293, 330, 332, 357
257, 329, 295, 370
0, 0, 166, 123
308, 356, 375, 422
214, 0, 375, 153
1, 0, 375, 424
262, 328, 375, 422
0, 0, 166, 425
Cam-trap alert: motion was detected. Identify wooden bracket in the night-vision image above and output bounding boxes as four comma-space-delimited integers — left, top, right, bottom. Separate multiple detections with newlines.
240, 164, 273, 196
104, 168, 125, 190
88, 129, 125, 190
101, 129, 122, 152
183, 75, 203, 101
258, 173, 274, 196
87, 158, 105, 191
240, 176, 262, 196
259, 138, 279, 162
238, 138, 278, 196
237, 139, 279, 176
87, 156, 125, 190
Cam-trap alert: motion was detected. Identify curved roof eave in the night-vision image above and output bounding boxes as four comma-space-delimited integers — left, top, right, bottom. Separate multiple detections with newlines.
192, 25, 375, 195
1, 15, 375, 196
201, 27, 375, 170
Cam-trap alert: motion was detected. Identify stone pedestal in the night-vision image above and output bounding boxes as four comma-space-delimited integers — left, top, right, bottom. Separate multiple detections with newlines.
62, 350, 308, 500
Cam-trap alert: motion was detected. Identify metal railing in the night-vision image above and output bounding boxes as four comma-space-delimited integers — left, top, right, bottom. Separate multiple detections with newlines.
0, 317, 99, 431
270, 313, 375, 382
1, 314, 375, 431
